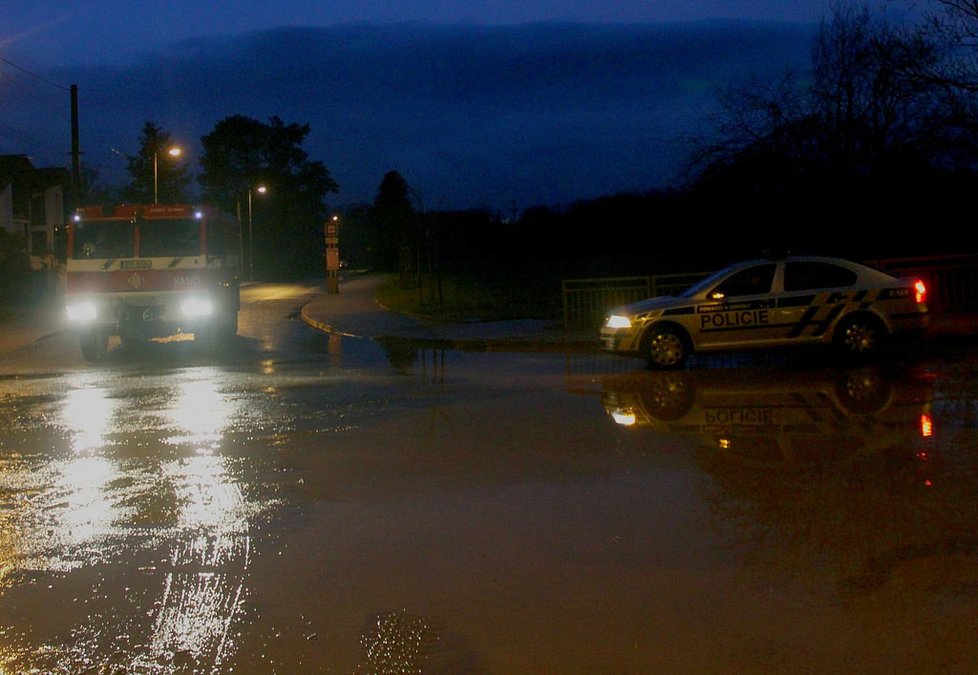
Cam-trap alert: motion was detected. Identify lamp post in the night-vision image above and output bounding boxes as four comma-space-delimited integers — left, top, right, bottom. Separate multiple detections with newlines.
247, 184, 267, 280
153, 146, 182, 204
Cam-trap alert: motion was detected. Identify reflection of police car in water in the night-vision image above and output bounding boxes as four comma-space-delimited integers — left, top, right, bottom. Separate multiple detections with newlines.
601, 256, 929, 369
601, 367, 935, 466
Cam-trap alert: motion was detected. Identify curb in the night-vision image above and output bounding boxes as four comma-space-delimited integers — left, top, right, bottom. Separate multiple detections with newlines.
299, 300, 600, 353
298, 304, 355, 338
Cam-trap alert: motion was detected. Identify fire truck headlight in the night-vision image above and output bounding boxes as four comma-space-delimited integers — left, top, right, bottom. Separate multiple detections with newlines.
181, 296, 214, 318
66, 301, 97, 322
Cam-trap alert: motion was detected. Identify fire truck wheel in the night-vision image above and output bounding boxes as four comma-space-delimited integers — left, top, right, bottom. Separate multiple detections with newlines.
194, 327, 217, 350
80, 330, 108, 361
119, 325, 145, 347
195, 314, 237, 351
221, 311, 239, 338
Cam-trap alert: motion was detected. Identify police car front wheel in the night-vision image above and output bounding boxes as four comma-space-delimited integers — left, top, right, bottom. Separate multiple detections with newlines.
644, 325, 690, 369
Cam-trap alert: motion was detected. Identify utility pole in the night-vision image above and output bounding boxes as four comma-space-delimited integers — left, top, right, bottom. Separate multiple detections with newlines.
70, 84, 81, 206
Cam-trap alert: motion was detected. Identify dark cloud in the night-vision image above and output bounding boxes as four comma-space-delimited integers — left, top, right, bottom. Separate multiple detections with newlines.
2, 21, 815, 209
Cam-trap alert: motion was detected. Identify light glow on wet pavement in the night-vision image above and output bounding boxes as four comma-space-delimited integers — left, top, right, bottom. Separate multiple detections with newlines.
0, 295, 977, 672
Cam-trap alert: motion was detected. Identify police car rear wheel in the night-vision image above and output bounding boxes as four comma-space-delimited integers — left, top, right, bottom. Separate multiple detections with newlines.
835, 368, 891, 413
835, 315, 884, 356
645, 326, 689, 369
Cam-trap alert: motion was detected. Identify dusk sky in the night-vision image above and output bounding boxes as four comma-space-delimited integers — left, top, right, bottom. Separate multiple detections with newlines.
1, 1, 897, 210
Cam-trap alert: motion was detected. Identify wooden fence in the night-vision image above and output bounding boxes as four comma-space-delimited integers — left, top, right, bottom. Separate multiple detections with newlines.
563, 255, 978, 329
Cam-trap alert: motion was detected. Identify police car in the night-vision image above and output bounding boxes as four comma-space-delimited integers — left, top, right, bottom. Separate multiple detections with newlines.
600, 367, 936, 476
600, 256, 929, 368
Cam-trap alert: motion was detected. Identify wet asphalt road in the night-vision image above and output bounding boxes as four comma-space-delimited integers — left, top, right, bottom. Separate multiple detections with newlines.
0, 283, 977, 673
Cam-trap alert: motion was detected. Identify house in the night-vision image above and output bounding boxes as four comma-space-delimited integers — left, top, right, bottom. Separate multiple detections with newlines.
0, 155, 71, 271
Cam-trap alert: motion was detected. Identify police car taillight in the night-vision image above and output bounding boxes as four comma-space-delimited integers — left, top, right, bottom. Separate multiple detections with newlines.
920, 413, 934, 438
914, 279, 927, 304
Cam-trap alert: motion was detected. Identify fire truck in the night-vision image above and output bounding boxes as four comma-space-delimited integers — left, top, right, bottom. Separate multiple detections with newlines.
64, 203, 242, 361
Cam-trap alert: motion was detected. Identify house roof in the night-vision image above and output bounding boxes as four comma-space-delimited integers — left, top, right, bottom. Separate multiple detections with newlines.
0, 155, 71, 215
0, 155, 69, 184
0, 155, 36, 192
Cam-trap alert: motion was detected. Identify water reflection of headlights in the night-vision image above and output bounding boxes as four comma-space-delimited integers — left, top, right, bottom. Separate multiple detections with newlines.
63, 386, 118, 453
166, 374, 233, 453
611, 409, 637, 426
57, 456, 118, 547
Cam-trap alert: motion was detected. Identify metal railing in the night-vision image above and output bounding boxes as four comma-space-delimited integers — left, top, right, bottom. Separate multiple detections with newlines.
562, 272, 708, 328
562, 276, 649, 329
866, 254, 978, 313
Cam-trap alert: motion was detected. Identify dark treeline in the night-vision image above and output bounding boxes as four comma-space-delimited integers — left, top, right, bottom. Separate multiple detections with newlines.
346, 2, 978, 283
344, 174, 978, 284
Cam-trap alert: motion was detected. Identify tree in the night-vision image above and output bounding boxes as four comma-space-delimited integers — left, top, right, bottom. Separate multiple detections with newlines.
808, 4, 969, 181
370, 170, 417, 278
926, 1, 978, 89
198, 115, 339, 279
120, 121, 192, 204
686, 2, 978, 257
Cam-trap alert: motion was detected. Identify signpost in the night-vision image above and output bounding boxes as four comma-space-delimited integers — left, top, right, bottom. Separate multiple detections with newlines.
325, 216, 340, 294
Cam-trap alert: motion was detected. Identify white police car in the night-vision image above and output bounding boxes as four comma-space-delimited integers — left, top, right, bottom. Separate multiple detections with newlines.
601, 256, 929, 368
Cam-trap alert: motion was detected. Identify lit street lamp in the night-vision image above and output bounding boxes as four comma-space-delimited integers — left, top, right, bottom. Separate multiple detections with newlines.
247, 185, 267, 280
153, 146, 182, 204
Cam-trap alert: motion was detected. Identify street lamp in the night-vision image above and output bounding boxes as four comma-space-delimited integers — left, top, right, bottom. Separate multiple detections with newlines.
153, 146, 182, 204
247, 184, 267, 281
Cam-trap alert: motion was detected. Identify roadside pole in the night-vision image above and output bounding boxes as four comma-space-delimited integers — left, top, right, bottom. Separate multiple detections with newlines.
325, 215, 340, 294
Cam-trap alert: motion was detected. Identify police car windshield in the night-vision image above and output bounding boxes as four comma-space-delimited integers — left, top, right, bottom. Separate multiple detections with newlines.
679, 265, 739, 298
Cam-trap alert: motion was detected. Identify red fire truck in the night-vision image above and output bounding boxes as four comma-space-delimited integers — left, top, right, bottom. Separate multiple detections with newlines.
64, 203, 242, 361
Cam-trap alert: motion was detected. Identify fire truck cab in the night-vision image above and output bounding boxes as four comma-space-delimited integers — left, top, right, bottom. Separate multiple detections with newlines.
64, 204, 242, 361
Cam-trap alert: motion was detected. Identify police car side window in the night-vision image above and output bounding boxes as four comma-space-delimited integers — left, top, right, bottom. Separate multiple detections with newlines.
784, 262, 857, 291
712, 263, 776, 298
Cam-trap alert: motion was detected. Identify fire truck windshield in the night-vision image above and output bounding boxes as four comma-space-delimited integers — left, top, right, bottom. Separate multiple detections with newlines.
72, 220, 134, 259
139, 218, 201, 257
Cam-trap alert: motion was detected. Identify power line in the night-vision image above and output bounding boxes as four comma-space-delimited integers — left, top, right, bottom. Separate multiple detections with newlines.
0, 55, 69, 92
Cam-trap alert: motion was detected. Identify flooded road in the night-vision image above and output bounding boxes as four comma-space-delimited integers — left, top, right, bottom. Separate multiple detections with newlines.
0, 284, 977, 673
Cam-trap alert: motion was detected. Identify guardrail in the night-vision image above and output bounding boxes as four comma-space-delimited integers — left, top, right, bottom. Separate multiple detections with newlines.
563, 255, 978, 329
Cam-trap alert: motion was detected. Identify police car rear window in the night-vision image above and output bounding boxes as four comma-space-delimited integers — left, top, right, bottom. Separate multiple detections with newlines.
783, 262, 857, 291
